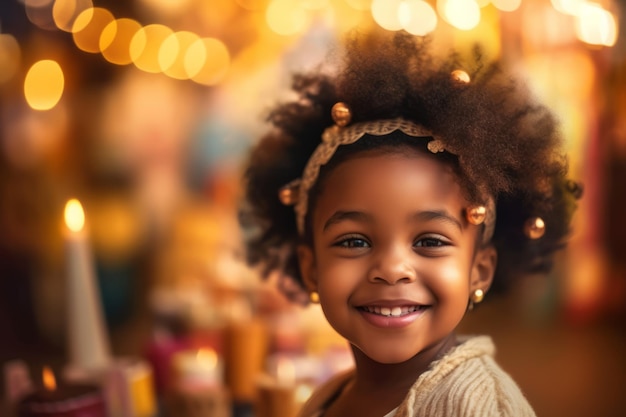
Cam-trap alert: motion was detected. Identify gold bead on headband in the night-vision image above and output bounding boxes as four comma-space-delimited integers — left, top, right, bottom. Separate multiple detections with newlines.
451, 69, 471, 84
277, 103, 497, 244
524, 217, 546, 239
331, 102, 352, 127
467, 206, 487, 225
278, 179, 300, 206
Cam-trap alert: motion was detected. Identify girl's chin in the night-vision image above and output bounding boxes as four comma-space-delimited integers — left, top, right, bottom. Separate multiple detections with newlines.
354, 345, 419, 365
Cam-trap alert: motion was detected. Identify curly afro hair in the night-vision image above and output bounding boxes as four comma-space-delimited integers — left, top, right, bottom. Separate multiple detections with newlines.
241, 29, 581, 299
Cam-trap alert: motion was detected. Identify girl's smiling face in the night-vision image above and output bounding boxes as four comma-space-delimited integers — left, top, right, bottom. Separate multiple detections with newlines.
298, 147, 496, 364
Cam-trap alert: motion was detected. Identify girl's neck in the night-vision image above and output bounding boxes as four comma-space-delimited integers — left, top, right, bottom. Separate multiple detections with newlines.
350, 333, 459, 393
321, 334, 459, 417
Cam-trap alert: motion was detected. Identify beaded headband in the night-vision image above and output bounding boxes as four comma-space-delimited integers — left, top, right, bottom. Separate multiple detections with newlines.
278, 104, 498, 244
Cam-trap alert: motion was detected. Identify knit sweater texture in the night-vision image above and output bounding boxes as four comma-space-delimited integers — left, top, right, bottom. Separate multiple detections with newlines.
298, 335, 536, 417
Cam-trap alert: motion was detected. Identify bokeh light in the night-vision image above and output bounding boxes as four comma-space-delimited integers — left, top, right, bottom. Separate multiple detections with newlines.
52, 0, 94, 32
575, 3, 618, 47
130, 24, 174, 73
266, 0, 309, 36
187, 37, 231, 86
492, 0, 522, 12
401, 0, 438, 36
159, 31, 201, 79
25, 0, 56, 31
72, 7, 115, 53
100, 18, 142, 66
440, 0, 481, 30
550, 0, 584, 15
24, 60, 65, 111
372, 0, 405, 31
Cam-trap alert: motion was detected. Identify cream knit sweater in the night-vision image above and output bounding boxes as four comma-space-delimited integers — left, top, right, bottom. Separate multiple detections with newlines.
298, 336, 536, 417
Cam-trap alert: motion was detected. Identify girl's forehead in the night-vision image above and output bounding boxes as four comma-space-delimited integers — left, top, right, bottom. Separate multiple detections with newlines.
316, 148, 468, 211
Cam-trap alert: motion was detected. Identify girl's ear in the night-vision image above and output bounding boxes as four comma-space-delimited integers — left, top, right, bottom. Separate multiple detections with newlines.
470, 245, 497, 294
297, 244, 317, 292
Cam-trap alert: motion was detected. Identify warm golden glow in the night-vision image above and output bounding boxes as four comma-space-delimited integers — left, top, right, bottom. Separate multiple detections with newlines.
441, 0, 481, 30
197, 348, 218, 369
401, 0, 438, 36
491, 0, 521, 12
188, 37, 231, 85
346, 0, 372, 10
159, 31, 200, 79
301, 0, 328, 9
235, 0, 268, 11
372, 0, 404, 31
276, 357, 296, 385
575, 3, 618, 47
72, 7, 115, 53
295, 383, 314, 404
64, 199, 85, 233
137, 0, 194, 15
266, 0, 309, 36
53, 0, 93, 32
130, 24, 174, 73
100, 18, 142, 65
42, 366, 56, 391
0, 34, 21, 84
24, 60, 65, 111
551, 0, 584, 15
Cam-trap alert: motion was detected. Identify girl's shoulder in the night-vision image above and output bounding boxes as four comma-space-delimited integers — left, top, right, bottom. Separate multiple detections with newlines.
398, 335, 536, 417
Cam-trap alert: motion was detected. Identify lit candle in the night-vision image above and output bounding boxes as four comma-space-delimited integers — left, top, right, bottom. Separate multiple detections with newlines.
165, 349, 231, 417
17, 367, 107, 417
255, 357, 297, 417
63, 199, 111, 381
170, 348, 223, 389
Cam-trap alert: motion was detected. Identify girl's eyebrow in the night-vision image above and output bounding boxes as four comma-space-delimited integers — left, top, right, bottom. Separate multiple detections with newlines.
323, 210, 372, 231
411, 210, 463, 231
322, 210, 462, 231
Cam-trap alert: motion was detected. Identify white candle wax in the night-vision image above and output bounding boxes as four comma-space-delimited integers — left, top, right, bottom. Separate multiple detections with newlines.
64, 199, 111, 378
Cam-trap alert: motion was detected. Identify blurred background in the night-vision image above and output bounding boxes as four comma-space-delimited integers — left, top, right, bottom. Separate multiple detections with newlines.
0, 0, 624, 416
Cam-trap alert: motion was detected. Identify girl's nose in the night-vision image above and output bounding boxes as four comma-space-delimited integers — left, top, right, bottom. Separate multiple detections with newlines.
367, 244, 417, 285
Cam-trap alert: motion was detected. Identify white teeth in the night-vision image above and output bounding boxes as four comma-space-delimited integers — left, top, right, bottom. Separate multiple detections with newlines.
363, 305, 422, 317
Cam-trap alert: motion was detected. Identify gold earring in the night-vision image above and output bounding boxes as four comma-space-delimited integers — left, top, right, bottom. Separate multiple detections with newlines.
309, 291, 320, 304
468, 289, 484, 311
472, 289, 484, 304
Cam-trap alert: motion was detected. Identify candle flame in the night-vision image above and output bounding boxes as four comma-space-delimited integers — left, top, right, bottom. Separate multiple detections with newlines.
64, 199, 85, 232
196, 348, 217, 368
295, 383, 313, 403
276, 357, 296, 385
42, 366, 56, 391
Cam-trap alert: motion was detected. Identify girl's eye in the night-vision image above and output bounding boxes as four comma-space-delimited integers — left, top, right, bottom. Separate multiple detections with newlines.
335, 236, 370, 248
415, 237, 448, 247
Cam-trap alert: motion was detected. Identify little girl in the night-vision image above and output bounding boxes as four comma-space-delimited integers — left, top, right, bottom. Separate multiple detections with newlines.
241, 30, 581, 417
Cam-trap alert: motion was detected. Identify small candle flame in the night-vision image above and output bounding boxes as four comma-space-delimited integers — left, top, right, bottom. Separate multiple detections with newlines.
42, 366, 56, 391
64, 199, 85, 232
295, 383, 313, 404
197, 348, 217, 369
276, 357, 295, 386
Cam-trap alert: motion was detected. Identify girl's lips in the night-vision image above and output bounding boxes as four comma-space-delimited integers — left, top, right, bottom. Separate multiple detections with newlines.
356, 303, 430, 328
